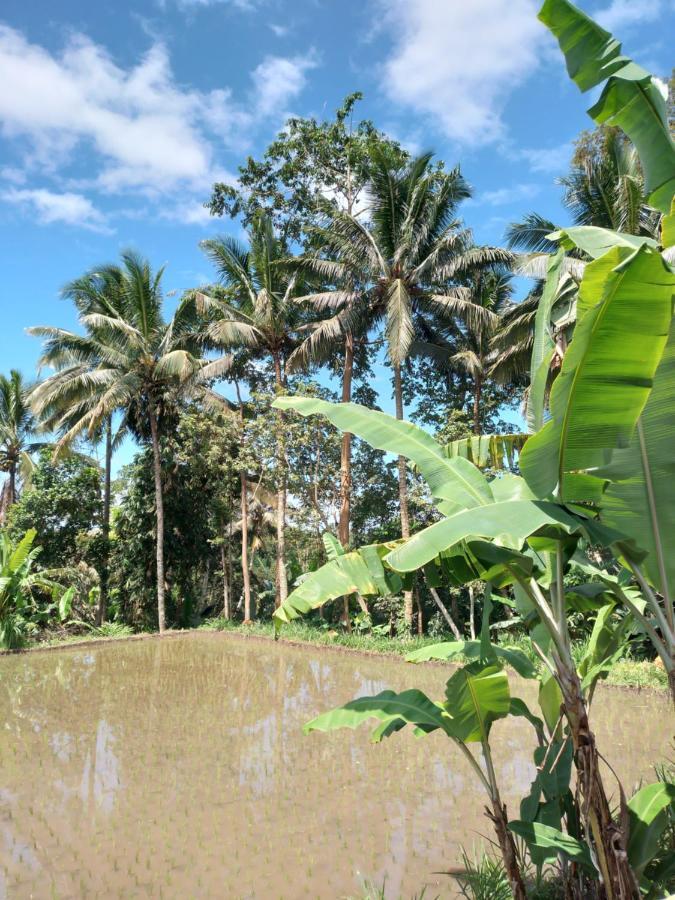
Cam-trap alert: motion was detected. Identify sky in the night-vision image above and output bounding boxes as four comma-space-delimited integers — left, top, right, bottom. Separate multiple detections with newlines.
0, 0, 672, 466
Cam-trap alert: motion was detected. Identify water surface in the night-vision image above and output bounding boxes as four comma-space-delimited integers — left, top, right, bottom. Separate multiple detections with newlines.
0, 633, 670, 898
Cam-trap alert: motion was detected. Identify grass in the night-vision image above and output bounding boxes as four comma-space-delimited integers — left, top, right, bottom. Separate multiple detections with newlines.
199, 618, 669, 691
16, 615, 668, 691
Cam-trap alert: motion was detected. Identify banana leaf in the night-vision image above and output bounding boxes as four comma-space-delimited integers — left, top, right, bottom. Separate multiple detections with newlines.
549, 226, 658, 259
406, 640, 538, 679
520, 245, 674, 500
273, 396, 493, 509
443, 433, 527, 470
443, 662, 511, 743
539, 0, 675, 212
595, 327, 675, 601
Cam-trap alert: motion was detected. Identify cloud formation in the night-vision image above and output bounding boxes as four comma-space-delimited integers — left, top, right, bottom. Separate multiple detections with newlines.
376, 0, 544, 146
3, 188, 112, 232
0, 24, 316, 226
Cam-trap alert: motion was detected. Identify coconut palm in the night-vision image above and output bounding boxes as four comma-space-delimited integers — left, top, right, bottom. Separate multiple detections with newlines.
29, 251, 207, 632
287, 148, 511, 627
414, 269, 514, 435
506, 126, 661, 253
0, 370, 45, 523
197, 212, 303, 609
28, 265, 130, 625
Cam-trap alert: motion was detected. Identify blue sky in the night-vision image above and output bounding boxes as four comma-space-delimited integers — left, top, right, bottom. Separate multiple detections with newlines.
0, 0, 672, 459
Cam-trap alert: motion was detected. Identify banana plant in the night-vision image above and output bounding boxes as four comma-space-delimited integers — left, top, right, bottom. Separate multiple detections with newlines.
0, 529, 74, 649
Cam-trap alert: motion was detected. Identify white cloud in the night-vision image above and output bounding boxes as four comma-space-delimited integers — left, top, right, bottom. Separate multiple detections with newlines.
595, 0, 662, 31
269, 24, 290, 38
3, 188, 112, 232
477, 183, 541, 206
504, 142, 573, 175
376, 0, 544, 146
251, 53, 317, 117
0, 25, 316, 206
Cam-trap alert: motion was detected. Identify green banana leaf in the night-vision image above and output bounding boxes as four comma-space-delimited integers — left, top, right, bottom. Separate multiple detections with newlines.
303, 688, 451, 741
520, 245, 674, 500
273, 542, 402, 629
509, 821, 594, 871
596, 327, 675, 600
443, 433, 527, 470
406, 640, 538, 680
322, 532, 344, 559
528, 249, 564, 433
443, 662, 511, 743
384, 498, 627, 574
549, 226, 658, 259
273, 396, 493, 509
539, 0, 675, 212
626, 781, 675, 876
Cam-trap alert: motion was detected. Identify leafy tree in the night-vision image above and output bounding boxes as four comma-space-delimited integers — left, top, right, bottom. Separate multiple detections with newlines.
29, 251, 208, 632
8, 448, 102, 574
0, 370, 45, 522
207, 93, 407, 246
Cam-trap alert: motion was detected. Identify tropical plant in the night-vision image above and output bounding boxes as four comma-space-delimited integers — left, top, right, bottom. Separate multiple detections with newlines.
0, 528, 74, 649
29, 251, 208, 632
196, 212, 304, 609
290, 147, 511, 627
0, 370, 45, 523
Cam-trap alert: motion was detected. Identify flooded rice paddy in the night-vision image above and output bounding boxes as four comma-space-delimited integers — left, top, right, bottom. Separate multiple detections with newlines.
0, 632, 671, 898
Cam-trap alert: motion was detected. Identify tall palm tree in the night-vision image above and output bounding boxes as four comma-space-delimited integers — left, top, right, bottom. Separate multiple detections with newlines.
29, 251, 206, 632
0, 371, 44, 523
29, 265, 129, 625
197, 212, 302, 609
288, 149, 510, 627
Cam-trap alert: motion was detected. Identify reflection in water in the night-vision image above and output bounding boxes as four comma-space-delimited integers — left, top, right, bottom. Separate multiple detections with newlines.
0, 633, 671, 898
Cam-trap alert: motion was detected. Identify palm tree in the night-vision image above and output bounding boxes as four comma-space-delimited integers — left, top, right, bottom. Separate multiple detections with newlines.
29, 251, 206, 632
507, 126, 661, 253
414, 269, 514, 435
0, 370, 44, 523
289, 149, 510, 627
197, 212, 303, 609
29, 265, 129, 625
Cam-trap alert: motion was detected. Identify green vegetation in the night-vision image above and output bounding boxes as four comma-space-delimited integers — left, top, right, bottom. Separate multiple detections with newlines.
1, 0, 673, 895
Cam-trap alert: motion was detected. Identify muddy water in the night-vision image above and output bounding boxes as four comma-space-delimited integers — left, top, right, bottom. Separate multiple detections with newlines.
0, 633, 671, 899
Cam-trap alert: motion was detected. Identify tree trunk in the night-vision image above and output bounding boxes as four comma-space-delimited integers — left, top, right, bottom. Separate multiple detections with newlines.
423, 574, 462, 639
339, 333, 355, 626
558, 667, 639, 898
96, 417, 113, 627
8, 462, 16, 509
473, 376, 482, 435
486, 795, 528, 900
221, 544, 230, 620
393, 362, 413, 630
148, 403, 167, 634
234, 382, 253, 622
273, 353, 288, 609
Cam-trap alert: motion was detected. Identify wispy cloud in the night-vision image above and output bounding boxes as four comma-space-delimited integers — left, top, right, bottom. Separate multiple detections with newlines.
374, 0, 544, 146
594, 0, 663, 31
3, 188, 112, 232
476, 183, 541, 206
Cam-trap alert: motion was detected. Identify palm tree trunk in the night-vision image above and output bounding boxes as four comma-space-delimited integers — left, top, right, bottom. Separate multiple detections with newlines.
8, 462, 16, 509
272, 353, 288, 609
473, 376, 482, 435
148, 402, 167, 634
96, 417, 113, 627
339, 333, 355, 625
234, 382, 252, 621
393, 362, 413, 630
